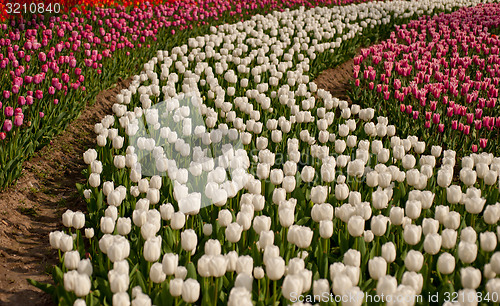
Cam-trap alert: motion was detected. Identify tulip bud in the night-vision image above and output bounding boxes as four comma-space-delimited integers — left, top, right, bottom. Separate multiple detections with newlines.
218, 209, 232, 227
423, 233, 442, 255
313, 279, 330, 298
310, 185, 328, 204
108, 270, 129, 293
181, 229, 197, 252
422, 218, 439, 236
144, 236, 162, 262
100, 216, 115, 234
364, 230, 374, 243
347, 216, 364, 237
64, 251, 80, 270
182, 279, 200, 303
234, 272, 253, 292
389, 207, 404, 225
461, 267, 482, 289
332, 274, 353, 296
225, 222, 243, 243
150, 262, 166, 283
405, 250, 424, 272
162, 253, 178, 275
169, 278, 183, 297
62, 210, 75, 228
301, 166, 315, 183
381, 242, 396, 263
160, 203, 174, 221
368, 257, 386, 280
266, 256, 285, 280
372, 189, 389, 210
85, 228, 94, 239
480, 232, 497, 252
403, 224, 422, 245
377, 275, 397, 298
458, 241, 478, 264
401, 271, 423, 294
319, 220, 333, 239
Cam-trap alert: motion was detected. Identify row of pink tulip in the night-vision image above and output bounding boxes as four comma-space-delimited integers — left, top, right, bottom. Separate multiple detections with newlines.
351, 3, 500, 154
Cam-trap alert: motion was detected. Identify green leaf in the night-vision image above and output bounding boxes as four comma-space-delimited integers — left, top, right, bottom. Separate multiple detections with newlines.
186, 262, 197, 280
27, 279, 55, 295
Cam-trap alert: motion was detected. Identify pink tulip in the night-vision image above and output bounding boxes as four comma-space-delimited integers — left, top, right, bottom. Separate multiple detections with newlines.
480, 138, 488, 148
4, 106, 14, 117
438, 124, 444, 133
432, 113, 440, 125
430, 101, 437, 111
2, 119, 12, 132
474, 120, 482, 130
466, 113, 474, 124
35, 90, 43, 100
13, 115, 23, 127
0, 132, 5, 140
38, 52, 46, 62
425, 121, 431, 129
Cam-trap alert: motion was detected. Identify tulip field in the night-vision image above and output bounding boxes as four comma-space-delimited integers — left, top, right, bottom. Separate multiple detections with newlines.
0, 0, 497, 305
0, 0, 362, 189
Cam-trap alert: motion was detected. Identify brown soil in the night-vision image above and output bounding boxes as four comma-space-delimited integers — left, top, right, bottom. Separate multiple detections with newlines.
314, 58, 354, 103
0, 77, 131, 306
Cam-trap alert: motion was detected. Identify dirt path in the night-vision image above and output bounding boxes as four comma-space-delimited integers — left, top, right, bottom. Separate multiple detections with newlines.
0, 77, 131, 305
314, 58, 354, 103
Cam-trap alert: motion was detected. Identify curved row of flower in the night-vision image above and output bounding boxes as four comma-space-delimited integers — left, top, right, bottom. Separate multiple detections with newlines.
37, 0, 500, 305
351, 3, 500, 155
0, 0, 369, 188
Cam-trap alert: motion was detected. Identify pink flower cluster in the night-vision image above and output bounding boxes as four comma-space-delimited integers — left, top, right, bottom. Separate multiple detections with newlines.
354, 3, 500, 153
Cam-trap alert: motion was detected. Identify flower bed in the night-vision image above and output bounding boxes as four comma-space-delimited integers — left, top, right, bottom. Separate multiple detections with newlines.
351, 3, 500, 155
31, 0, 500, 305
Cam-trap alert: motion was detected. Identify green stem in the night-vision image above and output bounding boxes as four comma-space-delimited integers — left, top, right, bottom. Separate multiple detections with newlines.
214, 277, 218, 305
273, 281, 277, 306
